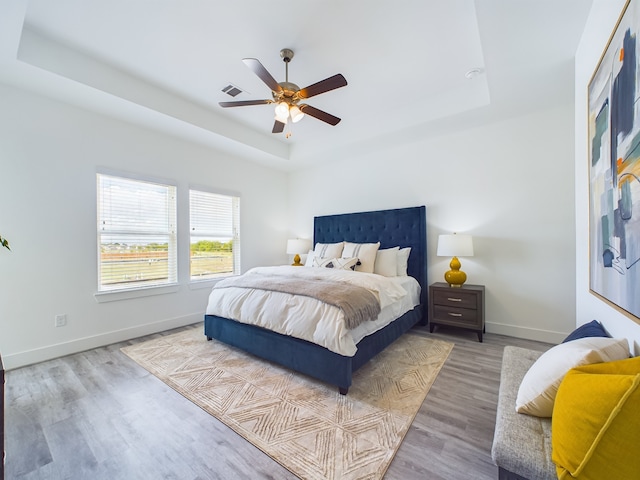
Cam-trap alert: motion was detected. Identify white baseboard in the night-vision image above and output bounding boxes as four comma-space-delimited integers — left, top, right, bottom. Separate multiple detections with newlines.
485, 321, 566, 345
4, 317, 567, 370
3, 312, 203, 370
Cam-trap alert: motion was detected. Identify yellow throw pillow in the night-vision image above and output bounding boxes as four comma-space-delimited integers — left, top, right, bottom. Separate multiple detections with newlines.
552, 356, 640, 479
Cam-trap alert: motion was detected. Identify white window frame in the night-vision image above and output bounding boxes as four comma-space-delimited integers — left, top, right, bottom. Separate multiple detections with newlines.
95, 171, 178, 300
189, 187, 241, 283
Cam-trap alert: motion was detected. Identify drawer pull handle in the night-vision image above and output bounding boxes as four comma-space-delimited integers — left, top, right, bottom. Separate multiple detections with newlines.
448, 313, 463, 317
447, 297, 462, 302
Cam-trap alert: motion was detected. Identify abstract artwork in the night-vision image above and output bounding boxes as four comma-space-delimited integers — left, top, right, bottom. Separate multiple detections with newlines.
588, 0, 640, 323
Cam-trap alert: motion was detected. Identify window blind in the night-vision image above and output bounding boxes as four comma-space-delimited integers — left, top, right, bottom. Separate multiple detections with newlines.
189, 189, 240, 280
97, 174, 177, 291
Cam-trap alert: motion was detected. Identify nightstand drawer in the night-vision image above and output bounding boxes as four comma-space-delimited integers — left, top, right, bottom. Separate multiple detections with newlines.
432, 305, 479, 327
432, 289, 478, 309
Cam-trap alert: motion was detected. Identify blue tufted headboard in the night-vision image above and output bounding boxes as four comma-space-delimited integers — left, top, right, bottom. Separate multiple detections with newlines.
314, 206, 427, 309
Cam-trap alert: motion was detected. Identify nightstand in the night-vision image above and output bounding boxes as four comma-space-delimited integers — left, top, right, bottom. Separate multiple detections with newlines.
428, 282, 485, 342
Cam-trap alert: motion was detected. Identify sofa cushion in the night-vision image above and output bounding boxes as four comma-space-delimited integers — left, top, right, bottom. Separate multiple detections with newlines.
552, 356, 640, 479
515, 337, 629, 417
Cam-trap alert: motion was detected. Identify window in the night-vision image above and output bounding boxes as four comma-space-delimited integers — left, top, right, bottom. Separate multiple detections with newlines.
97, 173, 177, 292
189, 189, 240, 280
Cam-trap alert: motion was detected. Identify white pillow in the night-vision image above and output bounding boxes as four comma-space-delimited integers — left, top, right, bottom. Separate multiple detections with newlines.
374, 247, 399, 277
313, 242, 344, 259
313, 257, 358, 271
342, 242, 380, 273
515, 336, 630, 417
304, 250, 315, 267
396, 247, 411, 276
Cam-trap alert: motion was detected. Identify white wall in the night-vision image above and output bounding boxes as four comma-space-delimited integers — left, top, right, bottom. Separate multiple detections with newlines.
575, 0, 640, 355
288, 105, 577, 344
0, 84, 288, 369
9, 3, 634, 368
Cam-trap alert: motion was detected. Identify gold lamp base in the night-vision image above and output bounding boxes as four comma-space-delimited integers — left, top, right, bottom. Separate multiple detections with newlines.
444, 256, 467, 287
291, 253, 303, 267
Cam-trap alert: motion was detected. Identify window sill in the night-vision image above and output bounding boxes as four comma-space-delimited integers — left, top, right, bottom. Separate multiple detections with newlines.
94, 284, 180, 303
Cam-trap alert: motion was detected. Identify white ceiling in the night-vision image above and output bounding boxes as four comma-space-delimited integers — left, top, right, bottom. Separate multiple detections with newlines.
0, 0, 593, 171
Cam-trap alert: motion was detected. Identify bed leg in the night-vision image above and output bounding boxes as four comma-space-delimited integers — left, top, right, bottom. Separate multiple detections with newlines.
206, 336, 212, 341
339, 387, 348, 395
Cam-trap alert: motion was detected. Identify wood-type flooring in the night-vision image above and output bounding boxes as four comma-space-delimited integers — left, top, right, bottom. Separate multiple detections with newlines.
5, 323, 551, 479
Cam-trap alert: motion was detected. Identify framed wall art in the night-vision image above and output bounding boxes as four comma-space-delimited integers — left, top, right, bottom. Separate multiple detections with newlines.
588, 0, 640, 324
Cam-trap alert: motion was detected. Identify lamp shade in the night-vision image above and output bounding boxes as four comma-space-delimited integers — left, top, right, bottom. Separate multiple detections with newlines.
275, 102, 289, 117
274, 102, 289, 123
286, 238, 311, 255
289, 105, 305, 123
436, 234, 474, 257
274, 112, 289, 124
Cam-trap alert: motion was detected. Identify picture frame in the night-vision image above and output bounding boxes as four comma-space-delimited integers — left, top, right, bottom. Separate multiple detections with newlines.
588, 0, 640, 324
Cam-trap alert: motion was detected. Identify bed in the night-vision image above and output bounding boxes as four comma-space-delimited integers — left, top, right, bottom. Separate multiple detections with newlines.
204, 205, 427, 394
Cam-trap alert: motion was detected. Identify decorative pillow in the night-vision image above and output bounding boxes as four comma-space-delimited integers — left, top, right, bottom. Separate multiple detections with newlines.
313, 256, 358, 271
313, 242, 344, 259
552, 356, 640, 479
342, 242, 380, 273
562, 320, 610, 343
515, 337, 630, 417
304, 249, 315, 267
396, 247, 411, 276
374, 247, 399, 277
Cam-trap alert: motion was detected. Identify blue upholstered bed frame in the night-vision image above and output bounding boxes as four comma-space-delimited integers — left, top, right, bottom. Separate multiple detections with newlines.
204, 205, 427, 394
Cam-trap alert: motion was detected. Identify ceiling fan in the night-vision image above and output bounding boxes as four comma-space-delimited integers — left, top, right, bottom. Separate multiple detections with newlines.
219, 48, 347, 135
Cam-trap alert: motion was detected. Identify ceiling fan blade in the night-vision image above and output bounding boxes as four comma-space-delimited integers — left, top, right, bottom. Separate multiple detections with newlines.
272, 120, 285, 133
242, 58, 283, 93
298, 74, 347, 99
219, 99, 272, 107
299, 104, 341, 126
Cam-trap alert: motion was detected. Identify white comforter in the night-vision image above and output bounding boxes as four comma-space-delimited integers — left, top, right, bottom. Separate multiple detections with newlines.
206, 266, 420, 356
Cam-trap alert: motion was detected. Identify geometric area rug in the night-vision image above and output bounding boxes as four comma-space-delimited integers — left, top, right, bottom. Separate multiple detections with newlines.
121, 325, 453, 480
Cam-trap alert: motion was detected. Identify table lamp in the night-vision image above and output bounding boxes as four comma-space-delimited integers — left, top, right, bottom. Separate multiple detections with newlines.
286, 238, 311, 266
436, 233, 474, 287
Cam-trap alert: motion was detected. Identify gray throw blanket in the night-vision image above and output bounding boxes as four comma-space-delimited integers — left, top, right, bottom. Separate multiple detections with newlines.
214, 274, 381, 329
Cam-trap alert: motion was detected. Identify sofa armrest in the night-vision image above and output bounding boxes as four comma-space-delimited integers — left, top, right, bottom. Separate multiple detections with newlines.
491, 346, 555, 480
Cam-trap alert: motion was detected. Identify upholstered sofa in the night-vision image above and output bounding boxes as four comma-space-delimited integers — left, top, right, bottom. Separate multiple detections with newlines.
491, 346, 556, 480
492, 322, 639, 480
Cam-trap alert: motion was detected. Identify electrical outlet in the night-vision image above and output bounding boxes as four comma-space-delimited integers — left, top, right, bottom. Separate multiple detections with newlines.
55, 314, 67, 327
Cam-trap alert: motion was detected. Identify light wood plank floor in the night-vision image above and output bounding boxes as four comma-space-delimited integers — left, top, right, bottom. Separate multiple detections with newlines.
5, 323, 551, 479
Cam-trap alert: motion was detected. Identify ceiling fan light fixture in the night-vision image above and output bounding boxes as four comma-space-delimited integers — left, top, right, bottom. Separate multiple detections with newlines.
274, 114, 288, 124
290, 105, 304, 123
275, 101, 289, 117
